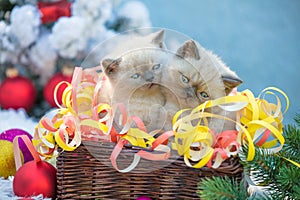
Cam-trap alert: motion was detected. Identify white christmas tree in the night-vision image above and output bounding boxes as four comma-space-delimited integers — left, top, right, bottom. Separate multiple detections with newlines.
0, 0, 152, 118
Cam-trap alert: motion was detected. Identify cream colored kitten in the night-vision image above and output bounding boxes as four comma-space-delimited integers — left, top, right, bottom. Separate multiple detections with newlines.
99, 30, 168, 131
162, 40, 242, 132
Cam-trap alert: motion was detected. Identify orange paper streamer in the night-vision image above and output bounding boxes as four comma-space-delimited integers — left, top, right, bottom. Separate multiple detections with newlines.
35, 65, 290, 172
35, 67, 173, 172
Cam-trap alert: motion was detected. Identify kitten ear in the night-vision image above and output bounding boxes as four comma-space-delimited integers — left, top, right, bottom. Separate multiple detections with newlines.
176, 40, 200, 60
102, 58, 122, 75
222, 76, 243, 94
151, 30, 165, 48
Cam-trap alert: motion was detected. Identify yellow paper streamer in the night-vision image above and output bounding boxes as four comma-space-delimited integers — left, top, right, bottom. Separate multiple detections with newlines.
35, 65, 292, 172
172, 87, 289, 168
34, 67, 171, 171
35, 67, 110, 156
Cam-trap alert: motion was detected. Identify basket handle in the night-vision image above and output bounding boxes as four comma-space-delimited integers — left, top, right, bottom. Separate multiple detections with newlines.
13, 135, 41, 171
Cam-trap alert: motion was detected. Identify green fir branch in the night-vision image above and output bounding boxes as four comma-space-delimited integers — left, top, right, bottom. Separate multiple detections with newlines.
198, 113, 300, 200
281, 124, 300, 162
239, 146, 283, 186
239, 119, 300, 200
240, 144, 300, 199
275, 164, 300, 199
197, 176, 250, 200
293, 113, 300, 127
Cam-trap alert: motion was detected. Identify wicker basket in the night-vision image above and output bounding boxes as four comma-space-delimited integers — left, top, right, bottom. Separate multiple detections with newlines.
56, 140, 243, 200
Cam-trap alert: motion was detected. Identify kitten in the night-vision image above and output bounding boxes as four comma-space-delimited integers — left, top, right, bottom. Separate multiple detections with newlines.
99, 30, 168, 131
102, 30, 165, 62
162, 40, 242, 132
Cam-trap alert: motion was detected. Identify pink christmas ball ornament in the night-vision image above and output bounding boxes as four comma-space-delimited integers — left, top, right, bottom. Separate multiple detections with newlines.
0, 129, 34, 162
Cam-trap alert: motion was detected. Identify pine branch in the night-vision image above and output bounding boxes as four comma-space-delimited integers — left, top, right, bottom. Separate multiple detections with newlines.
240, 146, 283, 186
273, 114, 300, 199
198, 113, 300, 200
197, 176, 250, 200
294, 113, 300, 127
240, 134, 300, 199
244, 156, 299, 198
275, 164, 300, 199
281, 124, 300, 162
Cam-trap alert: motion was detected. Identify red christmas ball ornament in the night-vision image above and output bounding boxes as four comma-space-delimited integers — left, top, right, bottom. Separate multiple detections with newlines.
13, 160, 57, 198
44, 67, 73, 107
0, 68, 36, 110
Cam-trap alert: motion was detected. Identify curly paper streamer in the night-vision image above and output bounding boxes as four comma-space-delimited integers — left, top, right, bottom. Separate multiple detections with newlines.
34, 111, 82, 157
110, 130, 172, 173
172, 87, 289, 168
35, 66, 172, 172
280, 156, 300, 168
207, 130, 240, 169
14, 135, 41, 171
172, 111, 240, 169
35, 67, 108, 156
109, 110, 172, 172
238, 87, 289, 155
35, 65, 290, 172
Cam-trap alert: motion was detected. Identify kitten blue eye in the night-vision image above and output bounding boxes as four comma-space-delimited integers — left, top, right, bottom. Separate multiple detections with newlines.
199, 91, 209, 99
131, 73, 140, 79
152, 64, 161, 70
181, 75, 189, 83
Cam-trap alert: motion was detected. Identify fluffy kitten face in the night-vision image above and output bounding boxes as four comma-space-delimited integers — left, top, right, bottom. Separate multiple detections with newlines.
100, 48, 168, 131
99, 30, 167, 103
162, 57, 202, 109
99, 30, 168, 131
102, 49, 168, 103
163, 40, 243, 132
168, 40, 242, 106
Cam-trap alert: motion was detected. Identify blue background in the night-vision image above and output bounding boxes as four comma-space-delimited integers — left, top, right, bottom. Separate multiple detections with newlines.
139, 0, 300, 124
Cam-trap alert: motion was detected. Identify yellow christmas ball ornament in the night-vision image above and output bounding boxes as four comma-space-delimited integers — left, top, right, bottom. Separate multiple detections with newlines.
0, 140, 24, 178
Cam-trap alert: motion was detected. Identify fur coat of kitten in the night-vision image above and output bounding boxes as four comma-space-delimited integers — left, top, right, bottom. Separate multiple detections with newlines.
99, 30, 168, 131
162, 40, 243, 132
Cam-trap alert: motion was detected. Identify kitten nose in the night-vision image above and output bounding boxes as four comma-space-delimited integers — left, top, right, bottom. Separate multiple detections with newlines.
144, 72, 154, 82
186, 87, 196, 98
